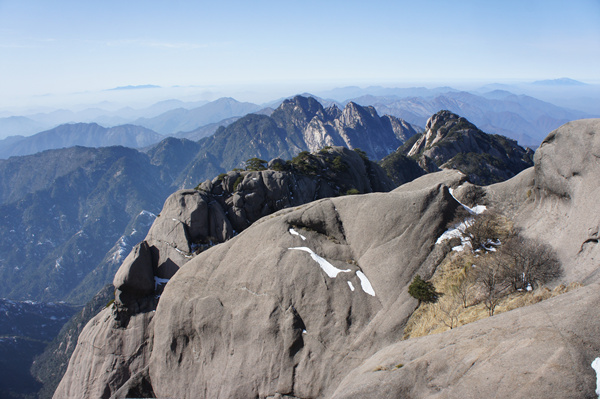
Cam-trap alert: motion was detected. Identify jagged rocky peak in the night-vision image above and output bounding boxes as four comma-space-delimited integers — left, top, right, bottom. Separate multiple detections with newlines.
403, 110, 533, 185
339, 101, 379, 127
409, 110, 476, 156
271, 95, 325, 131
324, 103, 342, 120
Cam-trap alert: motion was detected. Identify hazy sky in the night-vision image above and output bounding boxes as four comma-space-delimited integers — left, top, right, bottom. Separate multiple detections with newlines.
1, 0, 599, 106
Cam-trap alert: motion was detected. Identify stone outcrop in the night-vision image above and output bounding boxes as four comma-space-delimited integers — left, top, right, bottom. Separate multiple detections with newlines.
330, 281, 600, 399
55, 119, 600, 399
112, 146, 394, 317
55, 167, 463, 399
484, 118, 600, 284
403, 110, 534, 185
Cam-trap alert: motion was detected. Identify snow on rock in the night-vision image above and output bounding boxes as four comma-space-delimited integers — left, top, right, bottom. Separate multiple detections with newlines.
289, 228, 306, 241
347, 281, 355, 291
288, 247, 350, 278
593, 357, 600, 398
449, 188, 486, 215
139, 210, 157, 218
436, 219, 473, 245
356, 271, 376, 296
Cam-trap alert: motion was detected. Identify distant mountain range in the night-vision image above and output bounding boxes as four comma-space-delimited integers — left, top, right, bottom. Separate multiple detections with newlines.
2, 84, 597, 147
346, 90, 591, 146
0, 123, 164, 159
132, 97, 262, 135
0, 97, 255, 140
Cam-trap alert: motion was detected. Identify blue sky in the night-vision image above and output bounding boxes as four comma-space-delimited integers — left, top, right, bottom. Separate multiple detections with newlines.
0, 0, 599, 106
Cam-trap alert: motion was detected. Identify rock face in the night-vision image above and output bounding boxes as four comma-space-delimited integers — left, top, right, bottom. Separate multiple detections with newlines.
55, 166, 462, 399
330, 282, 600, 399
485, 118, 600, 284
110, 146, 394, 320
55, 119, 600, 398
403, 110, 534, 185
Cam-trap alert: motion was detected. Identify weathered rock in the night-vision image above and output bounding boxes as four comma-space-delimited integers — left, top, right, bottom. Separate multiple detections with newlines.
113, 241, 154, 298
404, 110, 534, 185
109, 366, 155, 399
485, 119, 600, 284
331, 281, 600, 399
107, 146, 396, 321
53, 309, 154, 399
147, 179, 461, 399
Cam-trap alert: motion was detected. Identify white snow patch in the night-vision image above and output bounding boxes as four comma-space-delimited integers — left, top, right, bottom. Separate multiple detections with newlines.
592, 357, 600, 398
302, 329, 307, 334
436, 219, 473, 245
139, 210, 157, 218
288, 247, 350, 278
449, 188, 487, 215
356, 271, 376, 296
174, 247, 193, 258
289, 228, 306, 240
526, 284, 533, 292
154, 276, 170, 290
347, 281, 355, 291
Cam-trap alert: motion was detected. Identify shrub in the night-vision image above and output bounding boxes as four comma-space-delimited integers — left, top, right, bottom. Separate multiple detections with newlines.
233, 176, 244, 191
290, 151, 319, 175
463, 212, 505, 251
474, 255, 512, 316
408, 275, 441, 304
345, 188, 360, 195
332, 156, 348, 172
245, 157, 267, 171
269, 159, 287, 171
353, 148, 369, 161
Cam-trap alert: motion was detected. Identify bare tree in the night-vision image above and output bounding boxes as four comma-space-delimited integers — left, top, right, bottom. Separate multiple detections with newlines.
463, 212, 506, 252
475, 255, 512, 316
499, 235, 562, 291
452, 267, 478, 308
435, 292, 462, 329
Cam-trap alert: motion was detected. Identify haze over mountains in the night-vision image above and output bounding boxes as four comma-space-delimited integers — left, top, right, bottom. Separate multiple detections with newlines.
1, 81, 596, 154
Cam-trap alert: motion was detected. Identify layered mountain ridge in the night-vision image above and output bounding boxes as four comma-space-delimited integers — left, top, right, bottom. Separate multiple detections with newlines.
0, 123, 164, 159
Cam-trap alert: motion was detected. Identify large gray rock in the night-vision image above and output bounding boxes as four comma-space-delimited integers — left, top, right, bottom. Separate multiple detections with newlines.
113, 241, 154, 297
53, 309, 154, 399
331, 281, 600, 399
56, 170, 461, 399
148, 182, 460, 399
485, 119, 600, 284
